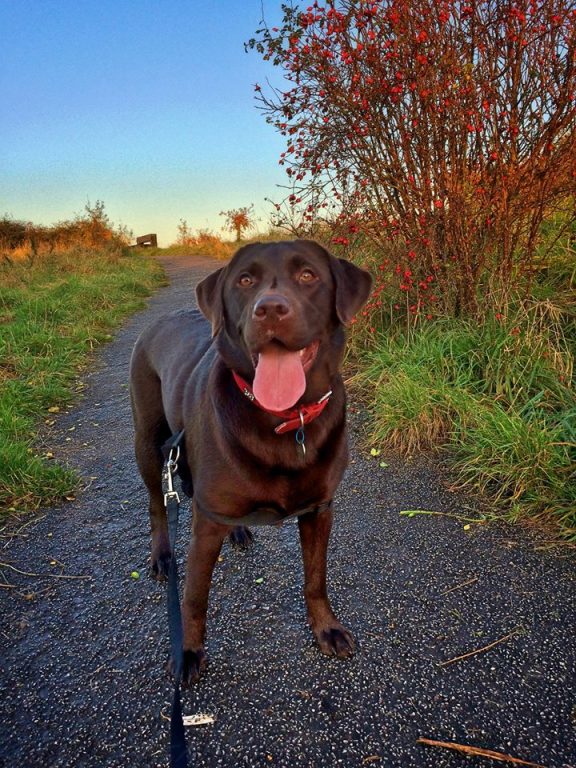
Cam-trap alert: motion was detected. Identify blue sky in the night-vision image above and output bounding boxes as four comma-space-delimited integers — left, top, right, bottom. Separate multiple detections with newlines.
1, 0, 288, 245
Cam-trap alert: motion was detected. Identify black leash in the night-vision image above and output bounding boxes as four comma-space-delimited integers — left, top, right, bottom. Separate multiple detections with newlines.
163, 431, 188, 768
160, 429, 332, 768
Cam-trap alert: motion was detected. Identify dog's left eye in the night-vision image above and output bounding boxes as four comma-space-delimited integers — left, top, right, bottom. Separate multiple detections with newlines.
238, 274, 254, 287
299, 269, 316, 283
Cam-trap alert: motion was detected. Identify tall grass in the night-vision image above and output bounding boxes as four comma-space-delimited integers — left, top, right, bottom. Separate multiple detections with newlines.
167, 226, 295, 259
0, 245, 165, 513
352, 293, 575, 539
168, 229, 236, 259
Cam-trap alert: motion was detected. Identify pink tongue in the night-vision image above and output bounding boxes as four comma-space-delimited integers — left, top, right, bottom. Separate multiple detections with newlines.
253, 345, 306, 411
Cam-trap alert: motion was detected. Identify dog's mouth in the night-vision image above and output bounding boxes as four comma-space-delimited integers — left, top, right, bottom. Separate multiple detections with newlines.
250, 339, 319, 411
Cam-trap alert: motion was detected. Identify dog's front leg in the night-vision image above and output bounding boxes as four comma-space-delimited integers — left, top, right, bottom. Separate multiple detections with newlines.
298, 507, 356, 658
181, 504, 229, 685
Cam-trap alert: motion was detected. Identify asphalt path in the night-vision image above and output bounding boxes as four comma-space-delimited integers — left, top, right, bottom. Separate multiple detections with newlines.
1, 253, 574, 768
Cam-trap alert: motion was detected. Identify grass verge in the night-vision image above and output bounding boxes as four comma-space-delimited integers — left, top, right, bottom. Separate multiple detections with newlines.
351, 304, 575, 540
0, 246, 165, 515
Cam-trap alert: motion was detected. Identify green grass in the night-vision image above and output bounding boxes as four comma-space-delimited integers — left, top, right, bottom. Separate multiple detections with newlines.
0, 246, 165, 514
352, 306, 576, 540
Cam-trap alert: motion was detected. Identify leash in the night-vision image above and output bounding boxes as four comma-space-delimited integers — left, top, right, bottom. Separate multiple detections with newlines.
162, 431, 188, 768
159, 430, 332, 768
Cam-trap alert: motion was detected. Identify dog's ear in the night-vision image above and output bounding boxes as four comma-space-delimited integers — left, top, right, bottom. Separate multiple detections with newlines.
196, 267, 226, 336
329, 255, 373, 324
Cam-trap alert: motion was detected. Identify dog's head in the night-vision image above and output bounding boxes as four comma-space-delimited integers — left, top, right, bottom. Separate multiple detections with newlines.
196, 240, 372, 410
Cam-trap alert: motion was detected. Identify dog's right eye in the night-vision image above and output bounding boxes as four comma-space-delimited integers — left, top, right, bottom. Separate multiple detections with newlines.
238, 274, 253, 287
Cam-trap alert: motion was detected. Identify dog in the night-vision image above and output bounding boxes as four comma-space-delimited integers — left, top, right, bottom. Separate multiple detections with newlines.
129, 239, 372, 684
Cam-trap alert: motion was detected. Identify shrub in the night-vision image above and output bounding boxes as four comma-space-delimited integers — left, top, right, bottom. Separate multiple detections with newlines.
248, 0, 576, 318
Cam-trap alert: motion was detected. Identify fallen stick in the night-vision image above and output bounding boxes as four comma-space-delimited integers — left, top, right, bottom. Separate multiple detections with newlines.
0, 561, 92, 580
43, 573, 92, 581
441, 576, 479, 595
417, 737, 547, 767
439, 628, 521, 667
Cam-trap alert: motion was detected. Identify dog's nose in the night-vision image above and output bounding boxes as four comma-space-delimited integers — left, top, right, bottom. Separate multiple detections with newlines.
252, 293, 292, 321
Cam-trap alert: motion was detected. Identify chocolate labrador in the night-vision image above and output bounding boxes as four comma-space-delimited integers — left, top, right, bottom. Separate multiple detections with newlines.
130, 239, 372, 684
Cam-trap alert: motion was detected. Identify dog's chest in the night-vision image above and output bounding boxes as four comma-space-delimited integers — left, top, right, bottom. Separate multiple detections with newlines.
197, 456, 333, 517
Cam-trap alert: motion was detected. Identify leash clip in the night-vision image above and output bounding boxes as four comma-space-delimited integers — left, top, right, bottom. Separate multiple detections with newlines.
295, 409, 306, 457
164, 445, 181, 505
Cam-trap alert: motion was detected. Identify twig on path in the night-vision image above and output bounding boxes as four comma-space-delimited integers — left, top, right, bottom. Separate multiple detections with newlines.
0, 561, 92, 580
439, 628, 522, 667
0, 562, 44, 577
40, 572, 91, 581
400, 509, 489, 524
417, 737, 547, 767
441, 576, 479, 595
0, 531, 29, 542
0, 513, 45, 544
16, 585, 55, 600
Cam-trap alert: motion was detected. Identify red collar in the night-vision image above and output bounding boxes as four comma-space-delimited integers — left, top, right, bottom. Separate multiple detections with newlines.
231, 371, 332, 434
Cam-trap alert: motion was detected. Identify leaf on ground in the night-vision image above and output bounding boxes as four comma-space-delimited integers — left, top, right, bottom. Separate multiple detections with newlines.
370, 448, 381, 456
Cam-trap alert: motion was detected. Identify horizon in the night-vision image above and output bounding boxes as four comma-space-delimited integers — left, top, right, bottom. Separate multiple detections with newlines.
1, 0, 288, 247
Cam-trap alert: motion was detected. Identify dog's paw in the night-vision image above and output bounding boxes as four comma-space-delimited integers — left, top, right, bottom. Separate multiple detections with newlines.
180, 648, 207, 686
316, 624, 356, 658
229, 526, 254, 550
150, 550, 172, 582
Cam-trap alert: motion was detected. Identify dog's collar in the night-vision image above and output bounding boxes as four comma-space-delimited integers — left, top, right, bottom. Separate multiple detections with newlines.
231, 370, 332, 435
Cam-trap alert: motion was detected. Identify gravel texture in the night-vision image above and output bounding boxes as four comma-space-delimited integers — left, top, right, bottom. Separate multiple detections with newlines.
1, 254, 575, 768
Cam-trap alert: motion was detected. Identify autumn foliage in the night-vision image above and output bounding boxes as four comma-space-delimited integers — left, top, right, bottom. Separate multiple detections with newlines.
249, 0, 576, 318
0, 201, 130, 265
219, 205, 256, 241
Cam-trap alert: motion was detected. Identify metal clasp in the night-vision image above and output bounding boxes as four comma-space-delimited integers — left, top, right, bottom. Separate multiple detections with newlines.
163, 445, 181, 505
295, 409, 306, 457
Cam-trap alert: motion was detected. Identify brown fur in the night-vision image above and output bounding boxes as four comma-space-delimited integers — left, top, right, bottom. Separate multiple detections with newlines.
129, 240, 372, 684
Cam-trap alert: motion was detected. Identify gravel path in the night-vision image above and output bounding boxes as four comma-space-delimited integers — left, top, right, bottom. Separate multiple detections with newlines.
1, 254, 574, 768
